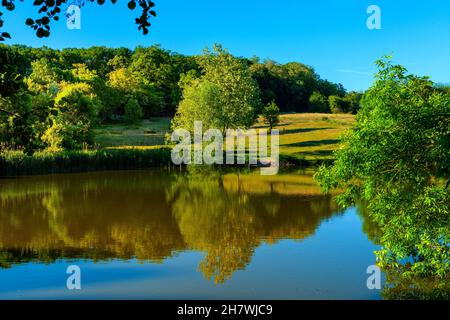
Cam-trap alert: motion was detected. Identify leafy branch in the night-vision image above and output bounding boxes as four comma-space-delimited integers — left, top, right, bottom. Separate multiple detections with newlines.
0, 0, 156, 41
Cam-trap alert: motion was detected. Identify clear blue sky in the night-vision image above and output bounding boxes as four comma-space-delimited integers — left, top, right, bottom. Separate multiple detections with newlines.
2, 0, 450, 91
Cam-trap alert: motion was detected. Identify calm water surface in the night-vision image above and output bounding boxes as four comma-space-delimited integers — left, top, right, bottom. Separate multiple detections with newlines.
0, 169, 381, 299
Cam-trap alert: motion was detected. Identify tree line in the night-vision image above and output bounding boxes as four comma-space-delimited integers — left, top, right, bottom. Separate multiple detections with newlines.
0, 43, 360, 153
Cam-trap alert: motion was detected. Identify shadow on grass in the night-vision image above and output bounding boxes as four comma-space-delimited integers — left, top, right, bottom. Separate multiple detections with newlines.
298, 150, 334, 157
253, 123, 290, 129
279, 127, 332, 135
283, 139, 340, 148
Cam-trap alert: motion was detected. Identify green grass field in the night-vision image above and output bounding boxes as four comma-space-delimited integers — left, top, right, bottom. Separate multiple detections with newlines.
93, 118, 171, 148
94, 113, 355, 161
1, 113, 355, 176
266, 113, 355, 160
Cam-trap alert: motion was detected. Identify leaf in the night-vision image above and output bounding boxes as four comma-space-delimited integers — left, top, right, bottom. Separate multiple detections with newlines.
128, 1, 136, 10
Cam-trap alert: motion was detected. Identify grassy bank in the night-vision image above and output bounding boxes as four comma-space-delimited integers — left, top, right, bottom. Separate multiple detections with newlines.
95, 113, 355, 161
1, 113, 354, 177
0, 148, 172, 177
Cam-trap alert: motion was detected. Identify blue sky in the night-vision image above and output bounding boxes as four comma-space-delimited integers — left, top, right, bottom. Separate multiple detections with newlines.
2, 0, 449, 91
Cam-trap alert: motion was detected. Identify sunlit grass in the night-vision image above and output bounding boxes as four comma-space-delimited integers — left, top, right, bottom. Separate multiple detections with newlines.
94, 113, 355, 161
94, 118, 171, 148
262, 113, 355, 160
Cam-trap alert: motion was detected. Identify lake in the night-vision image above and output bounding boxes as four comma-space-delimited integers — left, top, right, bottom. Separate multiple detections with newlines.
0, 169, 382, 299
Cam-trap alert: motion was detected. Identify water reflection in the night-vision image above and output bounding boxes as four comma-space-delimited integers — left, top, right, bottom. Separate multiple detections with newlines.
0, 169, 340, 283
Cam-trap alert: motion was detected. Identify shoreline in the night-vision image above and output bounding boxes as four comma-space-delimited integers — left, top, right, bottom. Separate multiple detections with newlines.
0, 148, 332, 177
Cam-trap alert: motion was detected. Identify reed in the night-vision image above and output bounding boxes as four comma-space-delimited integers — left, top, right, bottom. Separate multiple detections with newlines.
0, 148, 172, 177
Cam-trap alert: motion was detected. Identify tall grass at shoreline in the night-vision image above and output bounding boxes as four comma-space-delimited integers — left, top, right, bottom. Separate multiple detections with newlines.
0, 148, 172, 177
0, 148, 331, 177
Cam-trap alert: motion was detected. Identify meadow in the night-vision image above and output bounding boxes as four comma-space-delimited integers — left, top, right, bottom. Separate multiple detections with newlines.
0, 113, 354, 176
94, 113, 355, 161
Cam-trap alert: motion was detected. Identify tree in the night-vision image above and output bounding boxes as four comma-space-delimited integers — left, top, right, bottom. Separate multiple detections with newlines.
0, 92, 38, 153
328, 95, 349, 114
262, 101, 280, 130
171, 78, 222, 132
314, 58, 450, 294
308, 91, 329, 113
0, 44, 28, 97
172, 45, 260, 133
185, 44, 260, 133
130, 45, 198, 115
107, 66, 164, 117
0, 0, 156, 41
42, 82, 98, 150
25, 58, 61, 95
316, 79, 346, 98
343, 91, 362, 114
124, 98, 143, 124
250, 59, 320, 113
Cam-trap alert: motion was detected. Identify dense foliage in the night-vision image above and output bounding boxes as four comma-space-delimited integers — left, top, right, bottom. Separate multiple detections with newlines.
1, 44, 356, 153
172, 45, 260, 133
315, 58, 450, 297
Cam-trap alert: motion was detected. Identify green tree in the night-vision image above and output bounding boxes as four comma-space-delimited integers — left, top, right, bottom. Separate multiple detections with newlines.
0, 92, 40, 153
343, 91, 362, 114
25, 58, 60, 95
124, 98, 144, 124
0, 1, 156, 41
250, 59, 319, 112
315, 58, 450, 293
180, 44, 260, 133
262, 101, 280, 130
42, 82, 98, 151
130, 45, 198, 115
328, 95, 349, 114
0, 47, 50, 153
107, 66, 163, 117
171, 78, 222, 132
308, 91, 329, 113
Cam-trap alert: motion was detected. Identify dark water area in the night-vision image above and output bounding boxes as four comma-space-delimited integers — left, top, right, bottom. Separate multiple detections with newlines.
0, 169, 381, 299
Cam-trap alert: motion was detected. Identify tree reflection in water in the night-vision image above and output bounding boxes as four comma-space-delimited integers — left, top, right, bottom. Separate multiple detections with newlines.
0, 168, 339, 284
